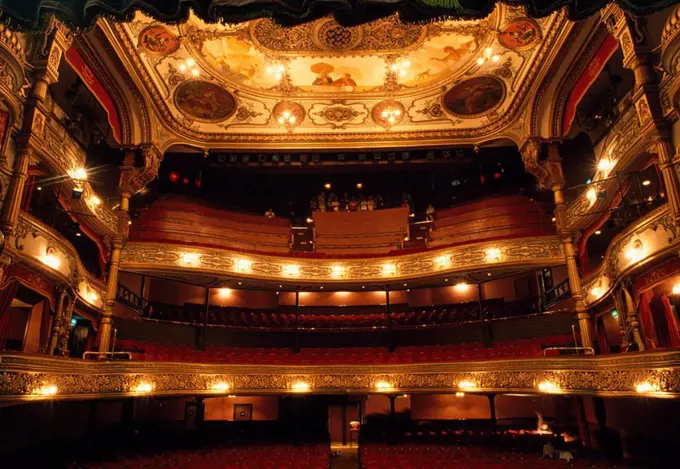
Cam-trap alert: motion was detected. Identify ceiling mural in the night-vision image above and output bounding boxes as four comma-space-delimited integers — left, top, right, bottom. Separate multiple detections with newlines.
103, 3, 569, 149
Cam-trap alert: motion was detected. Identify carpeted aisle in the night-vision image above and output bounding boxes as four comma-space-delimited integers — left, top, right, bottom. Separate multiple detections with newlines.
330, 447, 359, 469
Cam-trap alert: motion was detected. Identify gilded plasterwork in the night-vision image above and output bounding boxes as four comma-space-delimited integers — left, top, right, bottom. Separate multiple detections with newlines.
1, 351, 679, 400
95, 4, 572, 148
119, 237, 564, 284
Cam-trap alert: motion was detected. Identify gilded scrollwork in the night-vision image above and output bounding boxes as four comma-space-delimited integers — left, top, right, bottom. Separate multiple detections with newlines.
120, 237, 565, 283
1, 351, 679, 400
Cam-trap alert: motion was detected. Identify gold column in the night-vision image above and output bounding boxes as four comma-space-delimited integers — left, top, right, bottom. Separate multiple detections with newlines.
97, 193, 130, 354
56, 295, 76, 355
612, 289, 630, 349
47, 288, 67, 355
0, 148, 31, 237
561, 233, 594, 349
621, 283, 646, 351
656, 137, 680, 223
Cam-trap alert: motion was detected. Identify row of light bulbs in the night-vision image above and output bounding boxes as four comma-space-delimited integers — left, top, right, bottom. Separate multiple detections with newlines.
31, 379, 665, 397
179, 247, 503, 278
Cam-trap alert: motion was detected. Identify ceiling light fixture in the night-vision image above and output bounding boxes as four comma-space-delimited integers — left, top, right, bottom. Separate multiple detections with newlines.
642, 180, 651, 186
476, 47, 500, 66
179, 58, 200, 77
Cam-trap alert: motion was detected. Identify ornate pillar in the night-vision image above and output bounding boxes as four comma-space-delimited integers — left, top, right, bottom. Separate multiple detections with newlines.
603, 6, 680, 223
612, 288, 631, 349
97, 198, 129, 353
47, 288, 67, 355
56, 295, 76, 356
522, 140, 595, 349
0, 146, 31, 237
621, 281, 645, 351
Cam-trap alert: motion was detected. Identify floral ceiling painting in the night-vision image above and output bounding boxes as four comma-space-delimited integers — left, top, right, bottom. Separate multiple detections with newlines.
107, 3, 566, 148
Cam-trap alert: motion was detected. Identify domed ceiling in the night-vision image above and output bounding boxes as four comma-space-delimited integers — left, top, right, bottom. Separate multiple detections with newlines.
102, 4, 571, 149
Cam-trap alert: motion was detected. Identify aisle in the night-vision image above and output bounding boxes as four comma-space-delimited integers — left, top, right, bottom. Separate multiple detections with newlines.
330, 446, 359, 469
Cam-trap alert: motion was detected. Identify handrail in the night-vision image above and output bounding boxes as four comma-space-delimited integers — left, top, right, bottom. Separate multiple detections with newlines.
543, 347, 594, 356
117, 284, 147, 313
541, 279, 571, 309
82, 351, 132, 360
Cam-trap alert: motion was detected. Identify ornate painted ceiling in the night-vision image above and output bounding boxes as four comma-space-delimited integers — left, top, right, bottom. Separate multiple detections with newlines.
98, 3, 572, 149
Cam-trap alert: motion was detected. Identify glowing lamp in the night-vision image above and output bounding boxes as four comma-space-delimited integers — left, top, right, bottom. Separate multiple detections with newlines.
635, 381, 659, 393
458, 380, 476, 390
291, 382, 311, 393
538, 380, 560, 393
69, 167, 88, 181
283, 264, 300, 276
383, 263, 396, 276
454, 282, 470, 293
133, 382, 153, 394
181, 252, 200, 266
33, 384, 58, 396
331, 265, 345, 278
625, 240, 644, 262
590, 286, 603, 299
455, 392, 465, 397
597, 158, 613, 172
486, 247, 502, 262
41, 252, 61, 270
435, 255, 450, 268
87, 291, 99, 304
218, 288, 231, 298
586, 188, 597, 205
375, 381, 393, 392
211, 382, 231, 392
673, 284, 680, 295
236, 258, 252, 272
90, 195, 101, 206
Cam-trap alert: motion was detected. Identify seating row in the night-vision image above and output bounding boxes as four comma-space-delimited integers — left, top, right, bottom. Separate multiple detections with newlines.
143, 298, 540, 330
116, 335, 574, 364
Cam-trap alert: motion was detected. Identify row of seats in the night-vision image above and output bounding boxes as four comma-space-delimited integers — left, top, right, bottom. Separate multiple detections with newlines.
116, 335, 574, 364
143, 298, 540, 330
78, 444, 329, 469
361, 444, 619, 469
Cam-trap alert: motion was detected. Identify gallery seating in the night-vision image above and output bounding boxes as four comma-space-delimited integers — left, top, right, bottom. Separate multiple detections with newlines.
79, 443, 329, 469
360, 444, 619, 469
116, 335, 574, 364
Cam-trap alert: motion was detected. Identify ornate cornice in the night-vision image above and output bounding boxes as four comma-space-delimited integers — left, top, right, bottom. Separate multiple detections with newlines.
4, 213, 105, 310
582, 204, 677, 307
120, 236, 565, 285
1, 350, 679, 401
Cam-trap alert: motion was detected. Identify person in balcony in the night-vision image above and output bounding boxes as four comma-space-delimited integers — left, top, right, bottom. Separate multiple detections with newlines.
264, 208, 275, 219
426, 203, 436, 221
348, 196, 359, 211
340, 192, 349, 211
367, 195, 375, 211
317, 191, 326, 211
359, 194, 368, 211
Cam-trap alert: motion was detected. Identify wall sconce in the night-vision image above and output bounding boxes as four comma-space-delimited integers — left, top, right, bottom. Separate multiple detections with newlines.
374, 381, 393, 392
210, 382, 231, 393
40, 248, 61, 270
590, 286, 604, 300
86, 290, 99, 304
68, 167, 88, 182
273, 101, 304, 132
672, 283, 680, 295
454, 282, 470, 293
33, 384, 58, 396
382, 263, 396, 276
625, 239, 644, 262
372, 100, 406, 130
485, 248, 501, 263
132, 382, 154, 394
236, 259, 252, 272
597, 158, 613, 173
283, 264, 300, 276
635, 381, 660, 394
457, 380, 477, 390
331, 265, 345, 278
291, 382, 311, 393
538, 380, 560, 393
434, 255, 450, 268
586, 188, 597, 205
181, 252, 200, 266
218, 288, 231, 298
455, 392, 465, 397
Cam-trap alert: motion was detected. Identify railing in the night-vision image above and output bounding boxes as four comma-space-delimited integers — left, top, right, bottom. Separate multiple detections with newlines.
543, 347, 595, 357
541, 279, 571, 310
117, 284, 147, 313
82, 351, 132, 360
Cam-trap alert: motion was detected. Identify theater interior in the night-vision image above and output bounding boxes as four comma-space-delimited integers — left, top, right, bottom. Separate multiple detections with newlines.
1, 0, 680, 468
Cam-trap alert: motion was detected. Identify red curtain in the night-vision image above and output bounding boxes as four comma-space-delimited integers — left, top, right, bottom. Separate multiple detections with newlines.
0, 281, 19, 350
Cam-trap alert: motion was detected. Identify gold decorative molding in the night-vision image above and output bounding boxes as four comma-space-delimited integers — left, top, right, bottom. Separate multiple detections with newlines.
4, 213, 105, 309
1, 350, 679, 401
120, 236, 565, 284
582, 204, 677, 306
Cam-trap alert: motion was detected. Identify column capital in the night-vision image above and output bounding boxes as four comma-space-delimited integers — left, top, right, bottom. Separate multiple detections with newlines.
118, 144, 163, 195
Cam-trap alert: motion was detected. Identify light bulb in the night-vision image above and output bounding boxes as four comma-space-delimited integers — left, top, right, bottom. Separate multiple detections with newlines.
187, 58, 196, 67
476, 57, 485, 66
